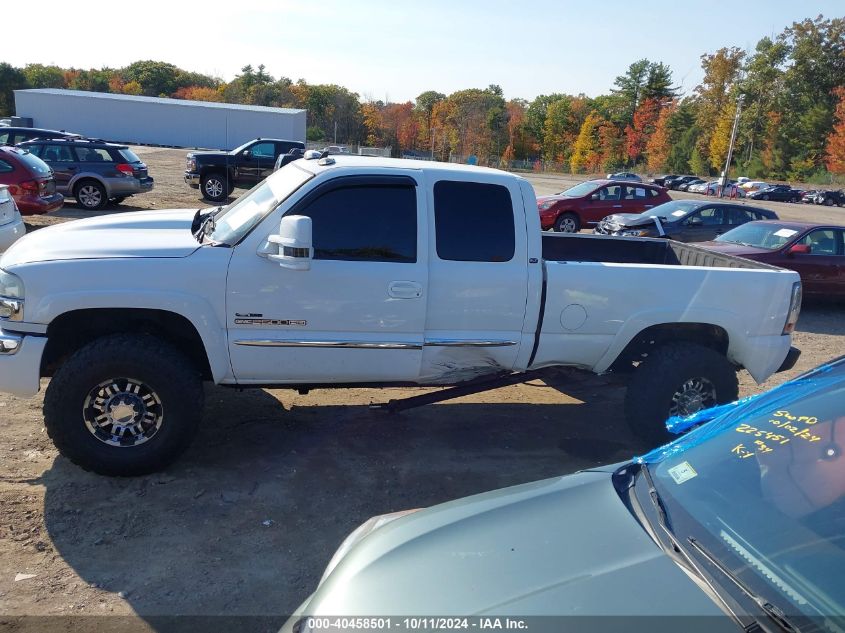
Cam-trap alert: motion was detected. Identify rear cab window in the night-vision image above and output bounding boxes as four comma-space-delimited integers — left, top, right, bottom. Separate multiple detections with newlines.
433, 180, 515, 262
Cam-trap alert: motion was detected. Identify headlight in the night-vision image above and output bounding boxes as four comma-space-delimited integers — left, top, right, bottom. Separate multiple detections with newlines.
622, 229, 649, 237
0, 269, 24, 299
0, 269, 24, 321
538, 201, 555, 210
319, 509, 420, 585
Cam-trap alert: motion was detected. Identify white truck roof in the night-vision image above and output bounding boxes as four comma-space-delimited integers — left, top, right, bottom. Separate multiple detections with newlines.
296, 155, 523, 181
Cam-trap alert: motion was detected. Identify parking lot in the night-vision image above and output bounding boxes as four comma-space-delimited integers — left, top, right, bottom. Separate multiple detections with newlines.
1, 147, 844, 628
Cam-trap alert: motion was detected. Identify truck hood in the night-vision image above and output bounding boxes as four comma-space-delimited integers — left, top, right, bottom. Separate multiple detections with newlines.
189, 150, 230, 159
302, 470, 725, 617
0, 209, 203, 267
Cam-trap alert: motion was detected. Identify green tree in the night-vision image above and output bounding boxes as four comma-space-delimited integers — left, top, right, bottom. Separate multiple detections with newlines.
0, 63, 27, 114
22, 64, 65, 88
123, 60, 181, 96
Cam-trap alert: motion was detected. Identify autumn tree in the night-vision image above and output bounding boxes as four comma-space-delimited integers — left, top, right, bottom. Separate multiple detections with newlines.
645, 101, 677, 171
693, 47, 745, 167
624, 97, 660, 165
709, 98, 737, 171
22, 64, 65, 88
570, 111, 604, 173
825, 86, 845, 174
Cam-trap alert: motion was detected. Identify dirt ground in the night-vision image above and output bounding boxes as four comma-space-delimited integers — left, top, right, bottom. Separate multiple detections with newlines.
1, 148, 844, 631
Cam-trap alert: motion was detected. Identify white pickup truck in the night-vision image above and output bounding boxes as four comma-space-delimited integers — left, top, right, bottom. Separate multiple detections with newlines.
0, 155, 802, 475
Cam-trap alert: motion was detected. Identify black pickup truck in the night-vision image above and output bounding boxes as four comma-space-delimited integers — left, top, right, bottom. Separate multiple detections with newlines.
184, 138, 305, 202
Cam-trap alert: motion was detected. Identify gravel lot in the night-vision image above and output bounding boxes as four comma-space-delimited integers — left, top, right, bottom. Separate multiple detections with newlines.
1, 148, 844, 630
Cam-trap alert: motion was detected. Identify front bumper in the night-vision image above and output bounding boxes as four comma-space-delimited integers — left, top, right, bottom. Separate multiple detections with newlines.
0, 328, 46, 397
184, 172, 200, 188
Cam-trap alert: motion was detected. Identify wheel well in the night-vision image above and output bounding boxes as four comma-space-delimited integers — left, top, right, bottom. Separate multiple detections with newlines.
72, 177, 105, 194
611, 323, 730, 370
42, 308, 212, 380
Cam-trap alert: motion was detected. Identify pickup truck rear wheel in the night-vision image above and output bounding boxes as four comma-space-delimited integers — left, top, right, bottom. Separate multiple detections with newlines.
624, 342, 738, 446
555, 213, 580, 233
43, 334, 204, 476
201, 173, 230, 202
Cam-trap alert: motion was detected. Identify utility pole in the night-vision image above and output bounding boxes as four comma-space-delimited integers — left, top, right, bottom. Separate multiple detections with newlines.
719, 94, 744, 198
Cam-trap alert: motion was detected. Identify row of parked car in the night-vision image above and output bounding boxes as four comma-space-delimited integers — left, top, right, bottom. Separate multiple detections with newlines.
0, 125, 155, 212
536, 178, 844, 297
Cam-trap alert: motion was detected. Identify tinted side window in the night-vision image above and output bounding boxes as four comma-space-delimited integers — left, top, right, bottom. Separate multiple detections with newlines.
77, 147, 112, 162
0, 132, 9, 145
434, 181, 515, 262
297, 185, 416, 262
727, 207, 754, 224
250, 142, 275, 159
41, 144, 75, 162
797, 229, 840, 256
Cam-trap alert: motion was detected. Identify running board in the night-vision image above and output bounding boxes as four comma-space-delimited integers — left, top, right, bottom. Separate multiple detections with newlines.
373, 369, 554, 413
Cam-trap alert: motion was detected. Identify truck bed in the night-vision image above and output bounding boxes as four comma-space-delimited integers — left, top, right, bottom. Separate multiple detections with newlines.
541, 233, 778, 270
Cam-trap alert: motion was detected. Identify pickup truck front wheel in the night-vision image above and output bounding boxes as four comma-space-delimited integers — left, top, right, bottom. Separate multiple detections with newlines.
201, 173, 231, 202
624, 342, 738, 446
43, 334, 204, 476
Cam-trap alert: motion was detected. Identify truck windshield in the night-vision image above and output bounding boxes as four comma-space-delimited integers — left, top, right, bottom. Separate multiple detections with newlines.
209, 166, 313, 245
645, 360, 845, 625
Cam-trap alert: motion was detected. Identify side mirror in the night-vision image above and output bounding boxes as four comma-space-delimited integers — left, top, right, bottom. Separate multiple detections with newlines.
788, 243, 811, 256
265, 215, 313, 270
590, 193, 600, 201
242, 149, 251, 157
687, 216, 703, 226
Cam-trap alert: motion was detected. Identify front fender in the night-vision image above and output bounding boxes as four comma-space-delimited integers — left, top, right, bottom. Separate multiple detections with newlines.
33, 290, 231, 383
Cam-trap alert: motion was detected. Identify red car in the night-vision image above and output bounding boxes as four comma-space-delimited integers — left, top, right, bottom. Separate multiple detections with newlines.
536, 179, 671, 232
701, 220, 845, 297
0, 146, 64, 215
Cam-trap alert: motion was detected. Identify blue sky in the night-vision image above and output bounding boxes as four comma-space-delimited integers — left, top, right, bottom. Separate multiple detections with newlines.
6, 0, 843, 102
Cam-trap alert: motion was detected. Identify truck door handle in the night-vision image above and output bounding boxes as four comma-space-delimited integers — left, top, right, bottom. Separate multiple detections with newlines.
388, 281, 423, 299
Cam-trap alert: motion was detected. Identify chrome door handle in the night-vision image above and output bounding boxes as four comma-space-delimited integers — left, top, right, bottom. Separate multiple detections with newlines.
612, 204, 623, 208
388, 281, 423, 299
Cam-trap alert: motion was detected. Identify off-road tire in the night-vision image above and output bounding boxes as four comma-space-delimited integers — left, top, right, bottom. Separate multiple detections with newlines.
43, 334, 204, 476
555, 212, 580, 233
74, 179, 108, 210
201, 172, 231, 202
624, 342, 738, 446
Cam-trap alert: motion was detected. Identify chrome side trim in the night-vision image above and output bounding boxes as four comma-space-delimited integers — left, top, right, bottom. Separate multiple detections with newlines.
234, 340, 422, 350
0, 332, 22, 355
233, 339, 519, 350
423, 339, 518, 347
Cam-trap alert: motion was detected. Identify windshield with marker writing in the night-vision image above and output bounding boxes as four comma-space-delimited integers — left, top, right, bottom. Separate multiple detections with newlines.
647, 361, 845, 624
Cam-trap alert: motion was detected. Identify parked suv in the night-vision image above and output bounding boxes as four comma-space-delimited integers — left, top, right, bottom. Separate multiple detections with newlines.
0, 146, 63, 215
0, 127, 81, 146
536, 179, 671, 232
19, 139, 154, 210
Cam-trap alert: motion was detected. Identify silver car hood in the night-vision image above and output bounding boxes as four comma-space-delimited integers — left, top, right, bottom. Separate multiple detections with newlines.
301, 471, 726, 617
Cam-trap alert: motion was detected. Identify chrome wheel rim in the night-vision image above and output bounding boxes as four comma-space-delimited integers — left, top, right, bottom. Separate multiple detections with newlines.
669, 377, 717, 417
204, 179, 224, 198
79, 185, 102, 208
83, 378, 164, 447
559, 217, 577, 233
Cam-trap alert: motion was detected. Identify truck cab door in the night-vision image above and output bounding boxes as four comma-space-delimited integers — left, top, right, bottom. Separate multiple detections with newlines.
237, 141, 276, 186
226, 172, 428, 384
420, 177, 530, 382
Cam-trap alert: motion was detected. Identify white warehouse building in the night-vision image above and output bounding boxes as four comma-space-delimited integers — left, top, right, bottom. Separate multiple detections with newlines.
13, 88, 306, 150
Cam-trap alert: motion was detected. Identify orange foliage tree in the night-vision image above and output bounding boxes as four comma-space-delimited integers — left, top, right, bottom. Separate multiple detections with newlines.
825, 86, 845, 174
624, 98, 660, 165
645, 101, 677, 171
